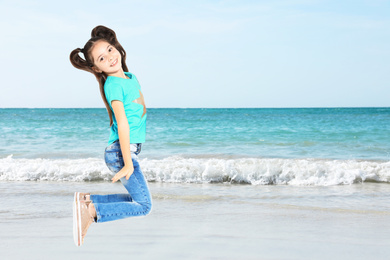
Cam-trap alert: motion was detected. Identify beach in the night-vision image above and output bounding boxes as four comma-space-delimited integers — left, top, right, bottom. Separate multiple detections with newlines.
1, 181, 389, 259
1, 108, 389, 259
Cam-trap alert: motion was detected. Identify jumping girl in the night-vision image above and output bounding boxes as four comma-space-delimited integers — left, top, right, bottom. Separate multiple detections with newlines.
70, 25, 152, 246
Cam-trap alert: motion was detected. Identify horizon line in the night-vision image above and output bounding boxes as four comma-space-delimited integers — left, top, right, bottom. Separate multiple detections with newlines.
1, 106, 389, 109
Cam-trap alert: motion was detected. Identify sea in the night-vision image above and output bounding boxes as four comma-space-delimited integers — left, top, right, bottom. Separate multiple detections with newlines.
1, 107, 389, 185
1, 107, 389, 259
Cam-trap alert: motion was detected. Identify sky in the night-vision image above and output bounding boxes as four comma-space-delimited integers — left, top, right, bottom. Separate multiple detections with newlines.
0, 0, 389, 108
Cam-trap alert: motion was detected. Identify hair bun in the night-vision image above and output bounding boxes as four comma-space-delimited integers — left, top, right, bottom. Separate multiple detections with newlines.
91, 25, 116, 43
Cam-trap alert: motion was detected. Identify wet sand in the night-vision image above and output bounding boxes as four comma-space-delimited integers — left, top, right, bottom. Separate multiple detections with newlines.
1, 181, 389, 260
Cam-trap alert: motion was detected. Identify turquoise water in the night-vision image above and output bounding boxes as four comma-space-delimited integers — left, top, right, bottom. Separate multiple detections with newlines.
1, 107, 389, 160
148, 107, 390, 160
0, 108, 389, 184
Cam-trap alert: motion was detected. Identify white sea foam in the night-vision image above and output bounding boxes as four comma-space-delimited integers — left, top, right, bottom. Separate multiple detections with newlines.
0, 155, 112, 182
1, 155, 389, 185
142, 156, 390, 185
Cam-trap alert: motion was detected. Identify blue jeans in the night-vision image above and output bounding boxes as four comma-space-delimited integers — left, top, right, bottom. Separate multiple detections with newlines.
91, 141, 152, 223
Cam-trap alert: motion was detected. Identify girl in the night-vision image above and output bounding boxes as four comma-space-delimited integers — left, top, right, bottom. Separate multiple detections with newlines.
70, 25, 152, 246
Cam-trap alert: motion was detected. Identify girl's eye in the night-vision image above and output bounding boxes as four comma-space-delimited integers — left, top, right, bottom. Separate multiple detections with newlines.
108, 47, 112, 52
100, 57, 104, 62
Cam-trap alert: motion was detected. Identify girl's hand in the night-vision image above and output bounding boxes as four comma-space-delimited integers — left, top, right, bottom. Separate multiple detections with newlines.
111, 163, 134, 183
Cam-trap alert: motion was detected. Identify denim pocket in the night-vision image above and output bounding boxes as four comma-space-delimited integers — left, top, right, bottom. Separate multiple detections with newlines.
104, 142, 124, 174
104, 141, 141, 175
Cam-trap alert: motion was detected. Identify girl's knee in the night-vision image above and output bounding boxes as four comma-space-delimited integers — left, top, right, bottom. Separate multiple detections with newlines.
142, 200, 152, 215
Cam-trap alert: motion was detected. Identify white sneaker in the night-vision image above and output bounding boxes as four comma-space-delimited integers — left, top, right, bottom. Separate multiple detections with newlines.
73, 192, 94, 246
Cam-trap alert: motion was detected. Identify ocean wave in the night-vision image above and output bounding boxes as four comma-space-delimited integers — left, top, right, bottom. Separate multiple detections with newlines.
0, 155, 112, 182
0, 155, 389, 185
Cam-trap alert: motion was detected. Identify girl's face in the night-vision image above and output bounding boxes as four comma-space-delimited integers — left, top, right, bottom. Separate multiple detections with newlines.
90, 40, 123, 77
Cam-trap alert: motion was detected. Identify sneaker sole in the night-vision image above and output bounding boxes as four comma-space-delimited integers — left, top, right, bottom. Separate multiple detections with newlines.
73, 192, 82, 246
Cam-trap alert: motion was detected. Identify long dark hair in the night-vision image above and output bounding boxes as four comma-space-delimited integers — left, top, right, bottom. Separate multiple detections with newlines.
69, 25, 129, 126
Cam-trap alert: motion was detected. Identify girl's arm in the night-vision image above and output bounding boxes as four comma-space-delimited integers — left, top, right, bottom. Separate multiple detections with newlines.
110, 100, 134, 183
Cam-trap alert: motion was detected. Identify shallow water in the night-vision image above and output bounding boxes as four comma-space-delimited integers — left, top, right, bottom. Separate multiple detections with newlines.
1, 181, 389, 260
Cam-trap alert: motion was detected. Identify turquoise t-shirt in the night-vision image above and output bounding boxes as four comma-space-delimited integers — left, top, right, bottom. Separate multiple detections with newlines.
104, 72, 147, 145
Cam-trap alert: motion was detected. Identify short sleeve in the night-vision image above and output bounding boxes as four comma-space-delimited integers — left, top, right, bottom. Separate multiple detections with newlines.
105, 83, 124, 104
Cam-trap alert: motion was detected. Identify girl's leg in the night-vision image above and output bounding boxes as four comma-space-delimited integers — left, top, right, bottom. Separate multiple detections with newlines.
92, 157, 152, 223
91, 193, 132, 203
73, 142, 151, 245
91, 140, 133, 204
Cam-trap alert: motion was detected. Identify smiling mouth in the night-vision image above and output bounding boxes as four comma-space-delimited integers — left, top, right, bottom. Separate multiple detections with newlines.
111, 59, 118, 67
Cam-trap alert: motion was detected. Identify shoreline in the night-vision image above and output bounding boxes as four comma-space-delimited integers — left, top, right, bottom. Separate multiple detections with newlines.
1, 181, 389, 260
